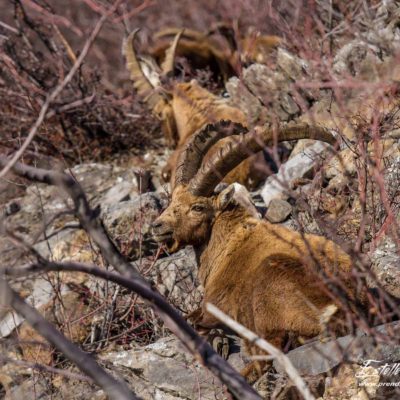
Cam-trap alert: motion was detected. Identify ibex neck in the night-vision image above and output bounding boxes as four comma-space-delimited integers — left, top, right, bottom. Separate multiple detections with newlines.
196, 208, 252, 286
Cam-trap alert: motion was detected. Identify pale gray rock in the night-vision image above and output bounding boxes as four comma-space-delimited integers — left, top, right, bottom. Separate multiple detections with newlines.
279, 91, 300, 116
100, 180, 137, 205
369, 236, 400, 298
276, 48, 309, 80
70, 163, 140, 206
274, 322, 400, 376
0, 277, 70, 338
225, 76, 266, 126
265, 199, 292, 223
101, 336, 227, 400
1, 162, 141, 246
261, 141, 330, 206
137, 247, 202, 314
3, 374, 103, 400
102, 192, 168, 259
333, 40, 373, 76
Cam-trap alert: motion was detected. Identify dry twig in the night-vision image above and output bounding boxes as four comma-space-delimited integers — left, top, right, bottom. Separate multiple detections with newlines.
206, 303, 316, 400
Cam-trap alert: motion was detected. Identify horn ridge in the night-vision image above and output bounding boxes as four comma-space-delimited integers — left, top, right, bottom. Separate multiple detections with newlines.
188, 123, 337, 196
174, 120, 247, 187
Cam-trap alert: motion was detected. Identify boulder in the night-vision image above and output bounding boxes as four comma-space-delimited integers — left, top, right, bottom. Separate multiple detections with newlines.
102, 192, 168, 259
261, 141, 330, 206
100, 336, 227, 400
274, 322, 400, 376
369, 236, 400, 299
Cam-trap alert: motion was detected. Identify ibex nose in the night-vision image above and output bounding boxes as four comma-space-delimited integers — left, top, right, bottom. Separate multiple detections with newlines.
151, 219, 173, 243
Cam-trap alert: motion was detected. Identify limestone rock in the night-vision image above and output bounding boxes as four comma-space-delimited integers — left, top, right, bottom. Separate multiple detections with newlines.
102, 192, 168, 259
138, 247, 202, 314
0, 277, 70, 338
225, 77, 266, 126
265, 199, 292, 223
370, 236, 400, 298
320, 364, 380, 400
274, 321, 400, 376
100, 336, 227, 400
324, 148, 357, 180
17, 290, 95, 365
261, 141, 330, 206
276, 48, 309, 80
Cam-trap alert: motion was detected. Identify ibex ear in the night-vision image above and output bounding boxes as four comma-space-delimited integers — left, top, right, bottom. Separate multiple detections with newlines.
216, 184, 236, 211
217, 183, 261, 218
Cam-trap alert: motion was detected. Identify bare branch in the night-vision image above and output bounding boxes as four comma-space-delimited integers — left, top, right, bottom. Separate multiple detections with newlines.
0, 355, 93, 382
206, 303, 316, 400
5, 258, 262, 399
0, 279, 139, 400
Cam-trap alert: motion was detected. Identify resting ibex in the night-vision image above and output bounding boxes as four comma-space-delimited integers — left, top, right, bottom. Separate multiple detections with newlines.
153, 25, 282, 67
124, 31, 269, 189
152, 121, 363, 380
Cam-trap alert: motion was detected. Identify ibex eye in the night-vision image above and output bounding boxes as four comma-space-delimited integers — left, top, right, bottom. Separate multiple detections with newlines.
191, 204, 205, 212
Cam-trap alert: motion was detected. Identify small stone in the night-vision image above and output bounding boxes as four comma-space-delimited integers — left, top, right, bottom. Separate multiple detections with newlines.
276, 48, 309, 80
265, 199, 292, 223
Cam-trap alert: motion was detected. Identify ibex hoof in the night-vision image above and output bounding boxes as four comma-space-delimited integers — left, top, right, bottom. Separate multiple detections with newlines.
207, 329, 230, 359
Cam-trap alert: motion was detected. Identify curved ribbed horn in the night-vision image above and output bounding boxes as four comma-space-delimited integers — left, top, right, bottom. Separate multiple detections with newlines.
188, 123, 337, 196
174, 120, 247, 187
123, 29, 165, 111
161, 29, 184, 74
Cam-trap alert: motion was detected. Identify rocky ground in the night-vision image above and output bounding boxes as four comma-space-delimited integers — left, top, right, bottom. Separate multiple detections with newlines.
1, 1, 400, 399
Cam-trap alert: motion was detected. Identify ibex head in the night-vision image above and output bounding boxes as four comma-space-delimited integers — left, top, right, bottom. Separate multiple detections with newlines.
152, 120, 337, 252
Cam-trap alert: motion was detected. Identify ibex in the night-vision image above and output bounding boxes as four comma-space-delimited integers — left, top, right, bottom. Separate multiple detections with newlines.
153, 25, 282, 67
152, 121, 363, 381
124, 30, 269, 189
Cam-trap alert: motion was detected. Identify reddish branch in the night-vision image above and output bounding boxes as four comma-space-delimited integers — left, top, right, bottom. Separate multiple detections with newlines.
0, 0, 122, 180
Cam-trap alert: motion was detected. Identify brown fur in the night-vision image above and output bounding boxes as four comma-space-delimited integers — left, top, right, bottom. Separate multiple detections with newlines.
162, 81, 265, 189
152, 26, 282, 67
241, 34, 281, 64
152, 184, 364, 380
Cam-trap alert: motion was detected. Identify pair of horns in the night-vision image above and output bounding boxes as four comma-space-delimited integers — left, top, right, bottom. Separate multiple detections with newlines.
123, 29, 183, 103
175, 121, 337, 197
